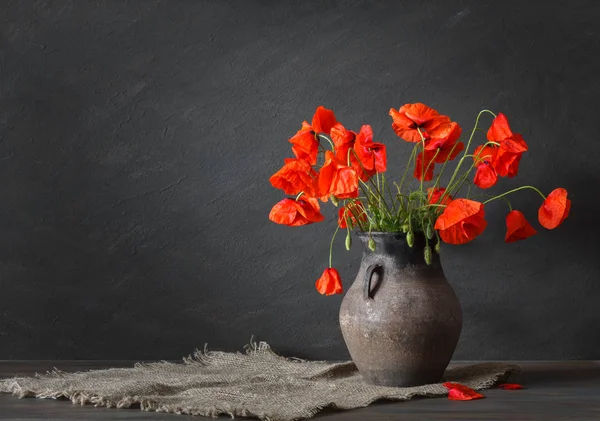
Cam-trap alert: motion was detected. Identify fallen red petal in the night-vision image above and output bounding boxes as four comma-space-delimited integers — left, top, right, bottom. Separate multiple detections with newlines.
498, 383, 524, 390
443, 382, 485, 400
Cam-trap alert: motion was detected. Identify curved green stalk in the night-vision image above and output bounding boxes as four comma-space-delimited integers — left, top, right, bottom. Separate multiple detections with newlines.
483, 185, 546, 204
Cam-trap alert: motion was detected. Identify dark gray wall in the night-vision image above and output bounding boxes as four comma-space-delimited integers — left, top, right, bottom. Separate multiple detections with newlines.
0, 0, 597, 360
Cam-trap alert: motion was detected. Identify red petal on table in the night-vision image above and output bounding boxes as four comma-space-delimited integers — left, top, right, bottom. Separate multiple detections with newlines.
443, 382, 485, 400
498, 383, 524, 390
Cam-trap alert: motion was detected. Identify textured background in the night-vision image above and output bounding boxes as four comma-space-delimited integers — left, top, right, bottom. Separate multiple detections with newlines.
0, 0, 597, 360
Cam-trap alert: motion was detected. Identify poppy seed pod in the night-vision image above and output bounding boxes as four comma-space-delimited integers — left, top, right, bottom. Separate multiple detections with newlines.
426, 223, 434, 239
424, 245, 432, 265
406, 231, 415, 247
368, 237, 376, 251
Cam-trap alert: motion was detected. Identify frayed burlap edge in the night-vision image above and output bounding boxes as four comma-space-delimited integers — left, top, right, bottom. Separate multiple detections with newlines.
0, 339, 520, 421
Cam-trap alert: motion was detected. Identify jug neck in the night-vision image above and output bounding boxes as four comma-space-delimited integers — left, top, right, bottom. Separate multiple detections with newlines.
356, 231, 441, 268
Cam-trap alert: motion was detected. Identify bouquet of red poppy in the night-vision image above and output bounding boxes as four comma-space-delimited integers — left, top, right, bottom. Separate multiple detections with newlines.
268, 104, 571, 295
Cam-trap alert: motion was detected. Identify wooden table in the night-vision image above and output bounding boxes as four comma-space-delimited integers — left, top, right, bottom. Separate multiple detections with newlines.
1, 361, 599, 420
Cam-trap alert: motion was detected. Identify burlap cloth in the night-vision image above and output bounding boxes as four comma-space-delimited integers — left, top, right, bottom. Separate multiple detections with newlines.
0, 341, 519, 421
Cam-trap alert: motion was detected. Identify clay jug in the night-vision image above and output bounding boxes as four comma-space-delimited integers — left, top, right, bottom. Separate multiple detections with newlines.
339, 231, 462, 387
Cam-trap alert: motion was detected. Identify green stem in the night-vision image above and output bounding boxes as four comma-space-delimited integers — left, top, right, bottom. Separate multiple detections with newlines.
318, 134, 335, 150
328, 224, 340, 268
499, 196, 513, 211
382, 174, 397, 213
483, 185, 546, 205
423, 149, 439, 187
345, 200, 367, 231
432, 141, 461, 191
398, 144, 420, 194
445, 109, 495, 193
417, 128, 427, 199
347, 148, 392, 216
466, 179, 473, 199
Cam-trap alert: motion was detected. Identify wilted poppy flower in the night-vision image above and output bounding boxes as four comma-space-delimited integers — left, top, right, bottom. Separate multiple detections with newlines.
269, 197, 324, 226
486, 113, 528, 178
318, 151, 359, 200
269, 158, 318, 197
498, 383, 524, 390
353, 125, 387, 174
443, 382, 485, 401
315, 268, 343, 295
473, 145, 499, 189
288, 106, 338, 165
338, 201, 367, 229
505, 210, 537, 243
427, 187, 452, 205
330, 123, 356, 162
538, 188, 571, 229
434, 199, 487, 245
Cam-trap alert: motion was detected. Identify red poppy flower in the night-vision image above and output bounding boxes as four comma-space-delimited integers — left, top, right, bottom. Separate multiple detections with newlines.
338, 201, 367, 229
414, 149, 436, 181
269, 158, 318, 197
487, 113, 513, 142
353, 125, 387, 174
318, 151, 359, 201
330, 123, 356, 162
311, 106, 337, 134
424, 121, 462, 152
269, 197, 324, 226
389, 103, 443, 142
288, 106, 338, 165
427, 187, 452, 206
433, 141, 464, 163
315, 268, 343, 295
434, 199, 487, 245
473, 145, 499, 189
486, 113, 528, 178
389, 103, 462, 150
494, 134, 527, 178
505, 210, 537, 243
412, 134, 463, 183
289, 122, 319, 165
538, 188, 571, 229
443, 382, 485, 401
498, 383, 524, 390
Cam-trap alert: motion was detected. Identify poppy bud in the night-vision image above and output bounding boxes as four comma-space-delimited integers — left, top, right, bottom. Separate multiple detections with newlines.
368, 237, 376, 251
330, 195, 340, 206
400, 223, 409, 233
434, 242, 441, 253
406, 231, 414, 247
345, 231, 352, 250
426, 223, 434, 239
424, 245, 432, 265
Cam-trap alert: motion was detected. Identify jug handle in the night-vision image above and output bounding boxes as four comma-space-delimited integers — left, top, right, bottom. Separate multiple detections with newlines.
363, 264, 382, 299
